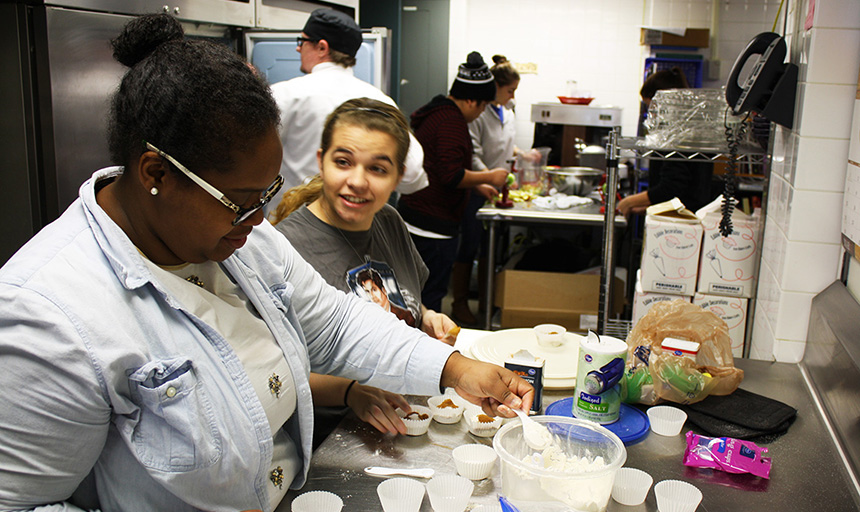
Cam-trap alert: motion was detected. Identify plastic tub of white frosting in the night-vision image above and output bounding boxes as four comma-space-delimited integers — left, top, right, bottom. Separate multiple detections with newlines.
493, 415, 626, 512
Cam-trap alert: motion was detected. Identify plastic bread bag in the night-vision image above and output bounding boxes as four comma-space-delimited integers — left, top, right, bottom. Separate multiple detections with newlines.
622, 299, 743, 405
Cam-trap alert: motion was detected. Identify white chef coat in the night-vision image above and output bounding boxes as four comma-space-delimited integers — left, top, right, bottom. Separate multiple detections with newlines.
270, 62, 428, 212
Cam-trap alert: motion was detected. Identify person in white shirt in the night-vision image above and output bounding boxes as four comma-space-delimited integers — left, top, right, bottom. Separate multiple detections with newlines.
268, 8, 428, 215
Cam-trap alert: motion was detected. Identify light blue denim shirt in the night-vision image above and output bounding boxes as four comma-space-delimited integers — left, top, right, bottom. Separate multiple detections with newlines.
0, 168, 455, 512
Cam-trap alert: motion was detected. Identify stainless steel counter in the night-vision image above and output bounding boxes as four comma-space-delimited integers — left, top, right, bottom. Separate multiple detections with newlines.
277, 357, 860, 511
475, 201, 627, 330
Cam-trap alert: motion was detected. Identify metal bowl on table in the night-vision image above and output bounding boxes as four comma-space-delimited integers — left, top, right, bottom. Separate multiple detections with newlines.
544, 166, 604, 196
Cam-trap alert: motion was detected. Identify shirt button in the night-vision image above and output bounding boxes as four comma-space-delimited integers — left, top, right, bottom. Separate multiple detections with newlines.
165, 386, 177, 398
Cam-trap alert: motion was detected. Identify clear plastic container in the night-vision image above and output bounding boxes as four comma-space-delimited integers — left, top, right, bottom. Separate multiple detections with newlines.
642, 88, 744, 150
493, 416, 627, 512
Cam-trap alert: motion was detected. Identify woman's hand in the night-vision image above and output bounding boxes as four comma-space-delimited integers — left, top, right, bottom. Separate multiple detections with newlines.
440, 353, 534, 417
346, 383, 411, 435
421, 308, 459, 346
617, 191, 651, 217
485, 168, 510, 188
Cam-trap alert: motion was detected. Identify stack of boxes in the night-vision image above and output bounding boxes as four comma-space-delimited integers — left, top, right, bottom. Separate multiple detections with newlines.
632, 198, 761, 357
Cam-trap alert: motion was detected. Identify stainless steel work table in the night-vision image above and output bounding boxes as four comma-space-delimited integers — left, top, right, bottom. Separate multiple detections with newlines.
475, 201, 627, 330
277, 330, 860, 511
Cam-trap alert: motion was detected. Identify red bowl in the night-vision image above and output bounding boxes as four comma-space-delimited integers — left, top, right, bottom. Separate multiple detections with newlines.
558, 96, 595, 105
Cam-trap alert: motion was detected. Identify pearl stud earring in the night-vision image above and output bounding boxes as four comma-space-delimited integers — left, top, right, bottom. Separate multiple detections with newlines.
150, 187, 159, 196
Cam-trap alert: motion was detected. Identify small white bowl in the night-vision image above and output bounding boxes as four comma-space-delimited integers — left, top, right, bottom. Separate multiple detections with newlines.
452, 443, 498, 480
654, 479, 702, 512
612, 467, 654, 506
377, 477, 425, 512
534, 323, 567, 348
647, 406, 688, 436
291, 490, 343, 512
398, 405, 433, 436
465, 411, 503, 438
428, 395, 465, 424
426, 474, 474, 512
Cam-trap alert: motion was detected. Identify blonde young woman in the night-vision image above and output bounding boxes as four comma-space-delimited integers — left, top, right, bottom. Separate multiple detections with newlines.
271, 98, 459, 440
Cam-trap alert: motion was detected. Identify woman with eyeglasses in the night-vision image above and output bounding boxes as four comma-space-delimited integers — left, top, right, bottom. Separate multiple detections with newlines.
0, 15, 532, 512
271, 98, 459, 443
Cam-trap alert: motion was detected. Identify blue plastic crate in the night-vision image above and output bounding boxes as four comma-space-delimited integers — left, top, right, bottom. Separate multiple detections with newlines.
644, 57, 703, 88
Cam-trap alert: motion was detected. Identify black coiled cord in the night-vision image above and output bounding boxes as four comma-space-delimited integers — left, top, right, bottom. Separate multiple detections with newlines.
721, 108, 750, 236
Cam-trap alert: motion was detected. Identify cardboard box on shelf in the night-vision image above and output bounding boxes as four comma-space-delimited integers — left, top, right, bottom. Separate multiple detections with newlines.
693, 293, 748, 358
640, 27, 710, 48
696, 201, 762, 298
494, 270, 625, 333
640, 199, 704, 296
632, 271, 691, 327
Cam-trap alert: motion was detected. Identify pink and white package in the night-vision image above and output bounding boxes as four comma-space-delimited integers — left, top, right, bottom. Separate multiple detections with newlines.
683, 431, 772, 479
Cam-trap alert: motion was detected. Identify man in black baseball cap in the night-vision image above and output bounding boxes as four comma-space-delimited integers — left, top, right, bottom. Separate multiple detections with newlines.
297, 8, 363, 72
267, 8, 429, 213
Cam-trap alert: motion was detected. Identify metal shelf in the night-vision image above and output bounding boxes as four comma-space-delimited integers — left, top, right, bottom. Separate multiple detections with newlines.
619, 137, 767, 165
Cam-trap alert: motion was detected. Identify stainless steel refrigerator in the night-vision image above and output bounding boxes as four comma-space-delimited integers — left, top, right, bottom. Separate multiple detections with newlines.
1, 0, 379, 265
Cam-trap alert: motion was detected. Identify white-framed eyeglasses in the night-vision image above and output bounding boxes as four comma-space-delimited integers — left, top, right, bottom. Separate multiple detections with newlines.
145, 141, 283, 226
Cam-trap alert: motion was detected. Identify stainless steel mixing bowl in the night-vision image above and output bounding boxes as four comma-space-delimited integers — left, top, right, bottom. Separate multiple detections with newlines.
544, 166, 604, 196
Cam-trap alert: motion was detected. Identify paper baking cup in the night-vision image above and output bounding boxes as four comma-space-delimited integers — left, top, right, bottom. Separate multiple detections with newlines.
428, 395, 466, 424
654, 479, 703, 512
471, 505, 503, 512
534, 323, 567, 348
398, 405, 433, 436
452, 443, 498, 480
612, 467, 654, 506
291, 490, 343, 512
647, 406, 688, 436
427, 475, 474, 512
377, 477, 425, 512
466, 412, 503, 438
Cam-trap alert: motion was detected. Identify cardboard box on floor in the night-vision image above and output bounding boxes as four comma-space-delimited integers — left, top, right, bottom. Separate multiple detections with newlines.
494, 270, 625, 333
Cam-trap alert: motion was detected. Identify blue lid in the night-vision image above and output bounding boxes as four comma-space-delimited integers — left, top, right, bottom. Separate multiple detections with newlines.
545, 398, 650, 445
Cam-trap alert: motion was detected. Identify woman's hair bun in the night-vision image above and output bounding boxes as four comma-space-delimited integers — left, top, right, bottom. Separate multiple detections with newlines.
492, 55, 508, 65
111, 14, 184, 68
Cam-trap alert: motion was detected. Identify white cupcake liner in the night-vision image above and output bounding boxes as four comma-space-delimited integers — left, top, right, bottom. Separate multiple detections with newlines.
377, 477, 425, 512
471, 505, 503, 512
533, 323, 567, 348
426, 474, 474, 512
452, 443, 498, 480
654, 479, 703, 512
428, 395, 466, 424
647, 406, 688, 436
466, 412, 503, 438
291, 490, 343, 512
398, 405, 433, 436
612, 467, 654, 506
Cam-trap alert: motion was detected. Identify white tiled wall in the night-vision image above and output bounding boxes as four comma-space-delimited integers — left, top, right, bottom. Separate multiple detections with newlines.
750, 0, 860, 363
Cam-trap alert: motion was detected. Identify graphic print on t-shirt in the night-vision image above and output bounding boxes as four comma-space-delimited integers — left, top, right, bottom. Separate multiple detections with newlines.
346, 261, 417, 327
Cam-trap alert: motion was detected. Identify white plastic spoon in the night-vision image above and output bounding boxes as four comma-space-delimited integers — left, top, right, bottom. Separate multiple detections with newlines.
364, 466, 435, 479
513, 408, 553, 451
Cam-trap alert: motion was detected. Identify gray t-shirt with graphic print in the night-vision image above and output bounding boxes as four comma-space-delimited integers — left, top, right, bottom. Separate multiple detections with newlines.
274, 204, 429, 327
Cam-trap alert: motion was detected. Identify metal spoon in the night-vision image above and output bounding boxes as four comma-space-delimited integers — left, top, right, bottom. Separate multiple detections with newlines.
513, 408, 553, 451
364, 466, 435, 479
